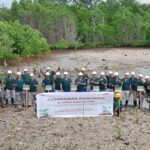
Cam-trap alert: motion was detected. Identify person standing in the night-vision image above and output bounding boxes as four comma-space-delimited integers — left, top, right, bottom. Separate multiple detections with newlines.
90, 71, 99, 91
136, 74, 144, 108
26, 73, 38, 107
61, 72, 72, 92
106, 71, 114, 91
42, 72, 54, 92
144, 76, 150, 99
22, 69, 30, 84
130, 72, 138, 106
111, 72, 122, 91
4, 70, 15, 106
14, 72, 24, 107
121, 72, 131, 106
75, 72, 87, 92
99, 72, 107, 91
54, 72, 62, 92
40, 67, 55, 81
81, 67, 89, 91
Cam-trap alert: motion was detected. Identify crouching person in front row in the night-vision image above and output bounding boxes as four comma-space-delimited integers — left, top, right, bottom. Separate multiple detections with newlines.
26, 73, 38, 107
14, 72, 24, 108
114, 92, 122, 116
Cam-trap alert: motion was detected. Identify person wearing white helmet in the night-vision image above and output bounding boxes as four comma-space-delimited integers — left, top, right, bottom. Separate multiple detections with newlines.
111, 72, 122, 91
61, 72, 72, 92
54, 72, 63, 92
121, 72, 131, 106
75, 72, 87, 92
90, 71, 99, 91
40, 67, 55, 80
144, 76, 150, 101
4, 70, 15, 106
14, 72, 24, 107
42, 72, 54, 92
99, 72, 107, 91
26, 73, 38, 107
106, 71, 114, 91
22, 69, 30, 84
129, 72, 138, 107
81, 67, 89, 91
135, 74, 145, 108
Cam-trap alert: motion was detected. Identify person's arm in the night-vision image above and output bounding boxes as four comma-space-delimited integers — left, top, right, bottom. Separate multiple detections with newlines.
60, 79, 63, 92
40, 69, 45, 76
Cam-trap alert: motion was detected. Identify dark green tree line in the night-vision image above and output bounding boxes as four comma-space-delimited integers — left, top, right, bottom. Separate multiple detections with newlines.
0, 0, 150, 58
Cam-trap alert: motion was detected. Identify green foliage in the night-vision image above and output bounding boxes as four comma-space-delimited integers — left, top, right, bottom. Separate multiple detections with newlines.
0, 21, 49, 59
0, 0, 150, 57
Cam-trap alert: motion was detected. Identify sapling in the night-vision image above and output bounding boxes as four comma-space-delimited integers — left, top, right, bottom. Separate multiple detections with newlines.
134, 107, 140, 124
8, 123, 16, 150
115, 117, 123, 140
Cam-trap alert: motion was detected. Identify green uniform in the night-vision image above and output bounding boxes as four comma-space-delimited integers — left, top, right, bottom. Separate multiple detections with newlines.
42, 78, 53, 92
137, 80, 144, 86
130, 77, 138, 91
111, 77, 122, 91
50, 71, 55, 80
114, 99, 121, 109
106, 76, 113, 89
62, 78, 72, 92
76, 77, 87, 92
14, 78, 24, 92
26, 79, 38, 92
144, 81, 150, 94
5, 77, 15, 90
90, 77, 99, 90
22, 74, 30, 84
54, 77, 62, 91
122, 78, 131, 91
99, 77, 107, 91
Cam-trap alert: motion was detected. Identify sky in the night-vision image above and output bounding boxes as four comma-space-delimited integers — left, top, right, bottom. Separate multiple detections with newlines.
0, 0, 150, 8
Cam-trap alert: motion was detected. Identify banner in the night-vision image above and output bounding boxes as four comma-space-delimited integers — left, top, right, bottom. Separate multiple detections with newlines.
36, 92, 114, 118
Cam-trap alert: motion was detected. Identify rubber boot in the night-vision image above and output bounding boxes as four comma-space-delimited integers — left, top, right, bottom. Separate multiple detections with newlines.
5, 99, 8, 106
125, 100, 128, 106
11, 98, 14, 105
116, 109, 120, 116
134, 100, 137, 107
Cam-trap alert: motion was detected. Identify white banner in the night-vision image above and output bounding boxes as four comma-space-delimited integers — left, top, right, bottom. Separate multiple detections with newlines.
36, 92, 114, 118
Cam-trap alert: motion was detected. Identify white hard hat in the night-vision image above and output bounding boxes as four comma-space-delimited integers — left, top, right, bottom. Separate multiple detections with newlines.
92, 71, 97, 75
81, 67, 86, 71
64, 71, 69, 75
45, 72, 50, 76
145, 76, 149, 79
56, 72, 61, 76
47, 67, 51, 70
139, 74, 143, 78
16, 72, 21, 75
109, 71, 113, 74
131, 72, 135, 75
114, 72, 119, 76
101, 72, 105, 76
24, 69, 28, 72
79, 72, 83, 76
30, 73, 34, 77
7, 70, 12, 74
125, 72, 129, 76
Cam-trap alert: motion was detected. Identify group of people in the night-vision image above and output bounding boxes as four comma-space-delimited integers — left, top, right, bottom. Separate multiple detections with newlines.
0, 67, 150, 110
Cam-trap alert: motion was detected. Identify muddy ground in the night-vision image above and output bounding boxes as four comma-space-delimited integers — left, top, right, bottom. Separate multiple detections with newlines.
0, 48, 150, 150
